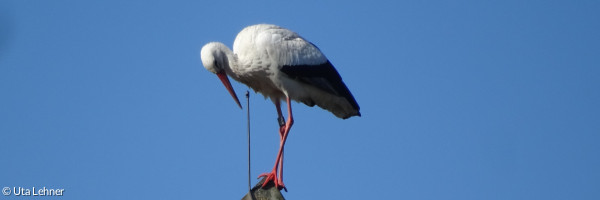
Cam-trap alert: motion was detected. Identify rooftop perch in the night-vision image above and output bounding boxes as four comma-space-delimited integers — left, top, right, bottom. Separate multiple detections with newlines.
241, 177, 285, 200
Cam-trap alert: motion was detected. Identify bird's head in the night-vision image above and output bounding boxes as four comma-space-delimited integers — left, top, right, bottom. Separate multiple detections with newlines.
200, 42, 242, 109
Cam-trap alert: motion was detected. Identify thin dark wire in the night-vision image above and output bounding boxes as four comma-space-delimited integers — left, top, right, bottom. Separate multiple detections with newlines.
246, 91, 251, 192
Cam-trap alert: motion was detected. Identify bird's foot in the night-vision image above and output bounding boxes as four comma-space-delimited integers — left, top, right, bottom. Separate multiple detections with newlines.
258, 171, 287, 191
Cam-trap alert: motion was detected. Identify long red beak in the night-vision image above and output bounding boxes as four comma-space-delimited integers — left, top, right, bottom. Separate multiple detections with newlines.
216, 72, 242, 109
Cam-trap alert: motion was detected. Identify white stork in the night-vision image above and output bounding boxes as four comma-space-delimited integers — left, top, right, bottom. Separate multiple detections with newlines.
200, 24, 360, 191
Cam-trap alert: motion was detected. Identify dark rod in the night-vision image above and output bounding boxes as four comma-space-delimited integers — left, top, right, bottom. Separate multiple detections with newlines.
246, 91, 251, 191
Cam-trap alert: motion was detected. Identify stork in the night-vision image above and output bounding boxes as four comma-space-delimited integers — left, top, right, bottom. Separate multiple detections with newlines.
200, 24, 360, 191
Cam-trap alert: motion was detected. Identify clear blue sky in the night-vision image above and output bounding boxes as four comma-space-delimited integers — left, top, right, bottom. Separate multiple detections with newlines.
1, 0, 599, 199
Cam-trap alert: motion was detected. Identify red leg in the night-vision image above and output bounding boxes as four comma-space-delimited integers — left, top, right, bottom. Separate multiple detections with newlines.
274, 101, 286, 187
259, 97, 294, 191
274, 100, 286, 181
278, 97, 293, 190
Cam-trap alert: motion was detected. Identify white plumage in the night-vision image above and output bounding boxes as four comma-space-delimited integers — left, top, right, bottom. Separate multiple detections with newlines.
200, 24, 360, 190
201, 24, 360, 118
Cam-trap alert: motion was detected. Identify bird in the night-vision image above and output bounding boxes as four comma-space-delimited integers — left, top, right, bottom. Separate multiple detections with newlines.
200, 24, 360, 191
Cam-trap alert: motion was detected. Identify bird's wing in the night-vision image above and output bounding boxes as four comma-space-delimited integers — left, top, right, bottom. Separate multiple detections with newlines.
279, 60, 360, 112
255, 26, 360, 111
255, 26, 327, 66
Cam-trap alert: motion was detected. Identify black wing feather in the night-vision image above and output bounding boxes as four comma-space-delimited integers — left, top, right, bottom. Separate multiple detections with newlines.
280, 61, 360, 112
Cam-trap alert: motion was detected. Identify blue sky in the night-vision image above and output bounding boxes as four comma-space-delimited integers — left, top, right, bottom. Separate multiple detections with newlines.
1, 0, 599, 199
